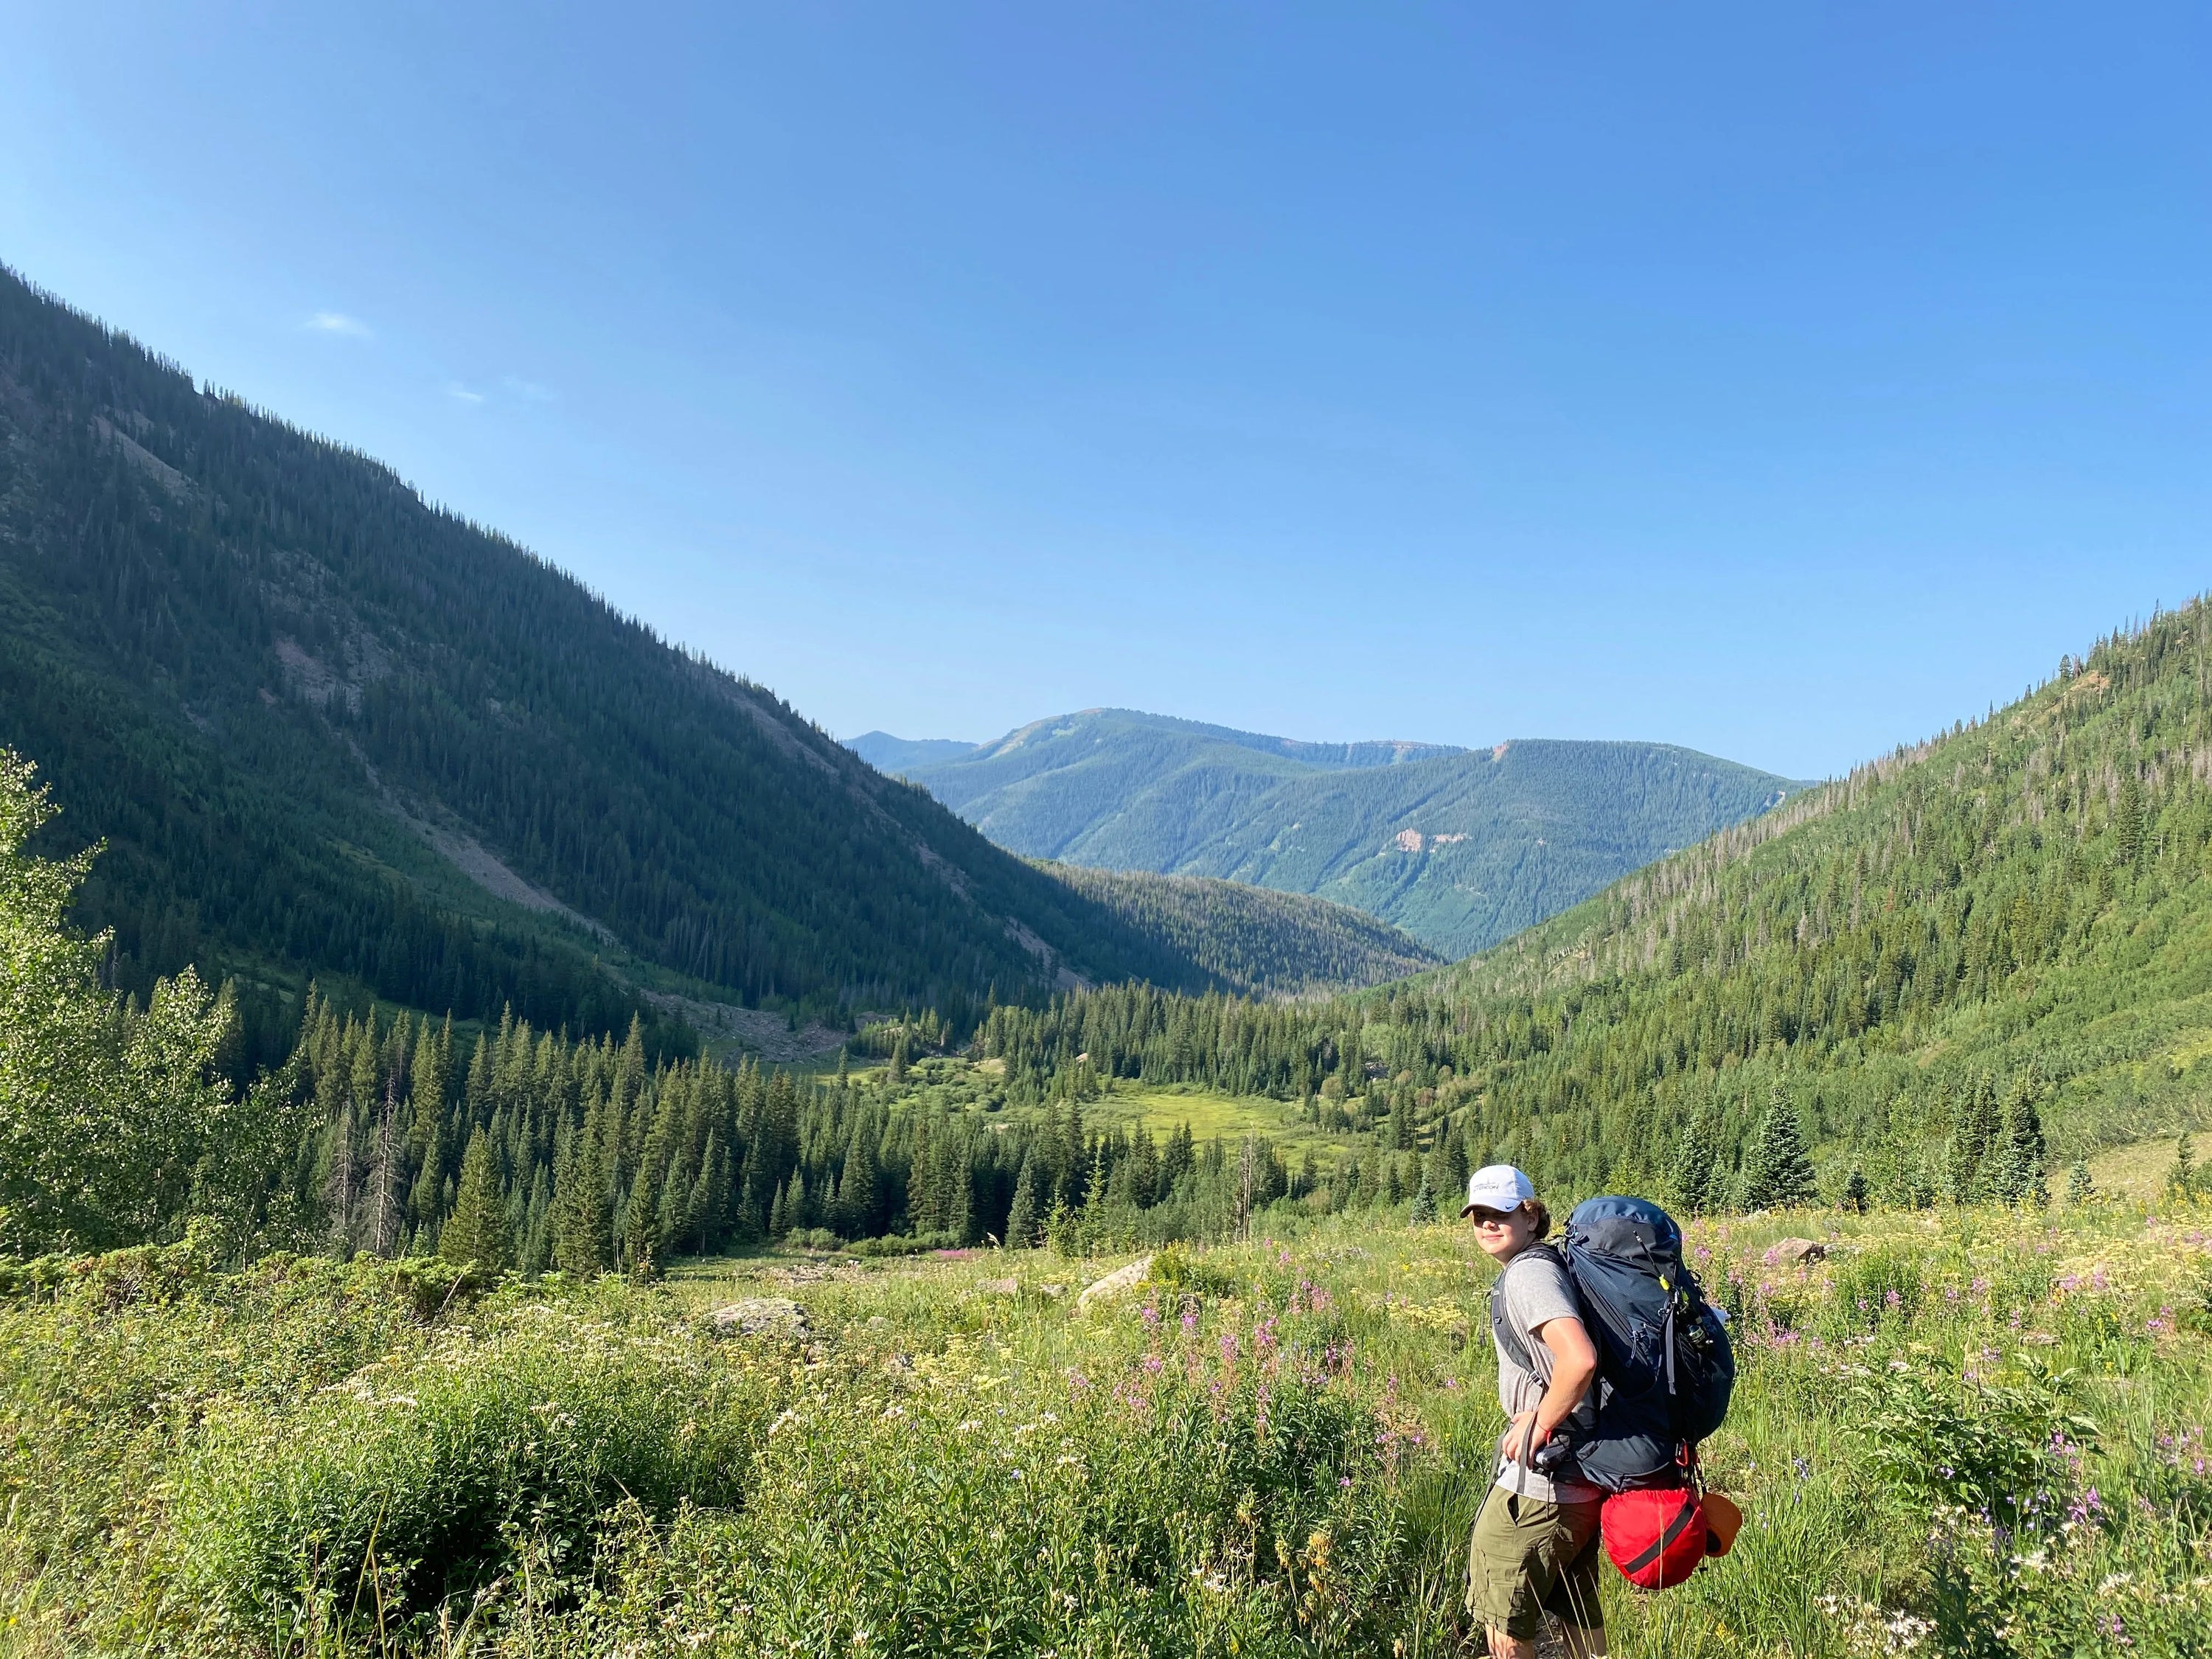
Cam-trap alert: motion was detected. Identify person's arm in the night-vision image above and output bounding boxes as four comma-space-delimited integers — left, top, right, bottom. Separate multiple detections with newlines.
1501, 1316, 1599, 1458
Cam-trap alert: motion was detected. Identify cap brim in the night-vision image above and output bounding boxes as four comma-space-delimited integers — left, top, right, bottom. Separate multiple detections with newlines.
1460, 1197, 1524, 1218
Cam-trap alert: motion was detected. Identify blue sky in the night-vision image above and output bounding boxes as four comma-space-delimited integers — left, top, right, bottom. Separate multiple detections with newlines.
4, 3, 2208, 780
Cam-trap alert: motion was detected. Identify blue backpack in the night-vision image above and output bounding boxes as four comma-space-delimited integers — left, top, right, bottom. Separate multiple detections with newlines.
1488, 1195, 1735, 1493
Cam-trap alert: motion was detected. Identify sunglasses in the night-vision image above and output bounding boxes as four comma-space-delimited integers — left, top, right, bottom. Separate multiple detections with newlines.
1465, 1208, 1519, 1228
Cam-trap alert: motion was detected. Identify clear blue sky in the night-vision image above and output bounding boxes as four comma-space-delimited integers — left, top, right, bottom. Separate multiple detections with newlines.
5, 4, 2208, 780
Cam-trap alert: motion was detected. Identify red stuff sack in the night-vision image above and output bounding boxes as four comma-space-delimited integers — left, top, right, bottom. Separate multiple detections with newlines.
1600, 1487, 1709, 1590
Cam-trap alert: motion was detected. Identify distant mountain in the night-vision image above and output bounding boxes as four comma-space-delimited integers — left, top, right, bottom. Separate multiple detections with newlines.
845, 732, 978, 774
895, 710, 1807, 958
0, 270, 1411, 1057
894, 709, 1463, 869
1036, 864, 1443, 998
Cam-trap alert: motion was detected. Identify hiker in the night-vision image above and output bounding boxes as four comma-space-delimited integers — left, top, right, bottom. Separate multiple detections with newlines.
1463, 1164, 1607, 1659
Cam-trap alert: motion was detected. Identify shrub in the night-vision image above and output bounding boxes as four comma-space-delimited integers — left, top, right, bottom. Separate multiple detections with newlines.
547, 1318, 1403, 1655
1148, 1242, 1242, 1298
173, 1303, 771, 1629
845, 1230, 962, 1258
1829, 1244, 1924, 1329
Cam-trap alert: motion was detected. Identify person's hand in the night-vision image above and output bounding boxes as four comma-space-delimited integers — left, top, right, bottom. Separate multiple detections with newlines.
1499, 1409, 1548, 1462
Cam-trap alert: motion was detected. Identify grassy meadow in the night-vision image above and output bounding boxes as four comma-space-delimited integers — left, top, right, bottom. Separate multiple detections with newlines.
3, 1189, 2209, 1658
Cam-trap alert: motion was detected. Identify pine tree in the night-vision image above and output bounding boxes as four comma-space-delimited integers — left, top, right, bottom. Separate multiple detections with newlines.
1005, 1152, 1040, 1247
441, 1128, 512, 1272
1841, 1166, 1869, 1214
2170, 1133, 2199, 1200
1741, 1087, 1815, 1211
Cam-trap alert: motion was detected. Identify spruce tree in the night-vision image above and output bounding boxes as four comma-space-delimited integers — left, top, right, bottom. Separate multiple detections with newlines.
1742, 1088, 1815, 1211
1409, 1170, 1438, 1226
441, 1128, 512, 1272
1671, 1108, 1722, 1216
2171, 1134, 2199, 1200
836, 1118, 879, 1238
551, 1123, 608, 1276
1945, 1074, 2001, 1204
2066, 1158, 2096, 1205
2113, 773, 2145, 866
1995, 1085, 2048, 1206
1005, 1152, 1039, 1247
1437, 1121, 1469, 1210
622, 1188, 657, 1280
1841, 1166, 1869, 1214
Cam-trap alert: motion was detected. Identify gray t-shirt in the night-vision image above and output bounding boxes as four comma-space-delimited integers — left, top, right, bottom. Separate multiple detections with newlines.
1490, 1248, 1601, 1502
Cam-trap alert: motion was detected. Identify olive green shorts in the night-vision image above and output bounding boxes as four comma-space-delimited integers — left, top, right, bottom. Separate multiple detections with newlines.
1467, 1484, 1605, 1641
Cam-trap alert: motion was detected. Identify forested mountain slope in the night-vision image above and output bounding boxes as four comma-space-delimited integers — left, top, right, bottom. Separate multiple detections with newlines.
0, 268, 1290, 1053
888, 708, 1803, 956
1037, 864, 1441, 998
970, 608, 2212, 1205
893, 709, 1461, 872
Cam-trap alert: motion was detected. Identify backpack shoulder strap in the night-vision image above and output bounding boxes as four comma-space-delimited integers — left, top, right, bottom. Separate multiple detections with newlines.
1489, 1242, 1567, 1373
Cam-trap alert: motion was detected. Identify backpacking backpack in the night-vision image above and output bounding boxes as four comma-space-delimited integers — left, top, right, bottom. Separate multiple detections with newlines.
1487, 1195, 1734, 1493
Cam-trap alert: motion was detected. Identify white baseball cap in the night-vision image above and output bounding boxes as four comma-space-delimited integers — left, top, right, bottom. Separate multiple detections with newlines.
1461, 1164, 1537, 1218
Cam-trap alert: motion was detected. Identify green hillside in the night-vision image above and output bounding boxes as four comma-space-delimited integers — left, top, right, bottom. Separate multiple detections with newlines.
0, 270, 1336, 1054
890, 708, 1804, 956
1174, 737, 1803, 956
1037, 863, 1441, 997
971, 606, 2212, 1204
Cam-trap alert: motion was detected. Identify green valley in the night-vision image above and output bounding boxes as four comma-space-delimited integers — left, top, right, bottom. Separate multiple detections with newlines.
972, 607, 2212, 1211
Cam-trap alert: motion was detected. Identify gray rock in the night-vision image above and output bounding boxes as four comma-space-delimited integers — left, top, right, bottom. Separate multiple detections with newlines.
975, 1276, 1021, 1297
1769, 1237, 1826, 1266
1077, 1253, 1155, 1308
708, 1295, 810, 1340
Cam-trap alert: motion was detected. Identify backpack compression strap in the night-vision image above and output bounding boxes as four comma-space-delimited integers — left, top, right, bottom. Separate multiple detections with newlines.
1620, 1492, 1702, 1575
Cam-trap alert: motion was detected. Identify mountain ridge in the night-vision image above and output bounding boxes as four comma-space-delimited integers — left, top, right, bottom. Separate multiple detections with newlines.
870, 709, 1806, 957
0, 267, 1425, 1056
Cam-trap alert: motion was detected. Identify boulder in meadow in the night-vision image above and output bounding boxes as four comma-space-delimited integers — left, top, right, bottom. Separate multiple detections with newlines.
708, 1296, 810, 1340
1077, 1253, 1155, 1308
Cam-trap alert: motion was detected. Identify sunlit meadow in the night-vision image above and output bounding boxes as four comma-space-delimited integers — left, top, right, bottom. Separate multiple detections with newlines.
3, 1192, 2208, 1657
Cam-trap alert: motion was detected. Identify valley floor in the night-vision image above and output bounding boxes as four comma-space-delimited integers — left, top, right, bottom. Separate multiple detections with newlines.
4, 1194, 2208, 1656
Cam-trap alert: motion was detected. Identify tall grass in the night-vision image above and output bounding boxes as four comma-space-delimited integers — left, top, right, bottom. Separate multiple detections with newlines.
2, 1198, 2208, 1655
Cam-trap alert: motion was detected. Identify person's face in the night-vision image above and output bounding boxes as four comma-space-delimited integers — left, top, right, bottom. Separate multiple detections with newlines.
1466, 1203, 1536, 1261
